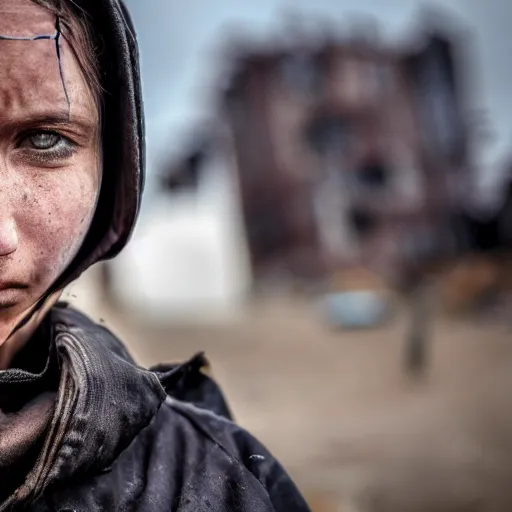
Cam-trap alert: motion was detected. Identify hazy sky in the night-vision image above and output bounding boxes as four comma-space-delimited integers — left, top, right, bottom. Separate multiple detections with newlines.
123, 0, 512, 199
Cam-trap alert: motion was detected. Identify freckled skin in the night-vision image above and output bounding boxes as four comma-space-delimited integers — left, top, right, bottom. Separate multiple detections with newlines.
0, 0, 100, 345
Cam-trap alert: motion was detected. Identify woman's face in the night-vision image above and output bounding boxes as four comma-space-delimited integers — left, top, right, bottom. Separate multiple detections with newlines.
0, 0, 100, 339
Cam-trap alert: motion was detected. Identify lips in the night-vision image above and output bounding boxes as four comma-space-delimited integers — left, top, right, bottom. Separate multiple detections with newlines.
0, 281, 28, 291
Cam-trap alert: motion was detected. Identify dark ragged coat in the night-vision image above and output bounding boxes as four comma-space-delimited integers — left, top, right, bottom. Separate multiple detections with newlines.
3, 305, 310, 511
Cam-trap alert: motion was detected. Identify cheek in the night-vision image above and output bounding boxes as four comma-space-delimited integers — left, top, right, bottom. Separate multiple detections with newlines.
21, 169, 99, 283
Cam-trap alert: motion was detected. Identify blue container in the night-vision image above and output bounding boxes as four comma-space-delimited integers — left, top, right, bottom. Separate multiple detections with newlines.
321, 290, 390, 329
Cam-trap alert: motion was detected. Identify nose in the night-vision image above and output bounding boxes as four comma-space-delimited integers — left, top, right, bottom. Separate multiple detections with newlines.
0, 218, 18, 256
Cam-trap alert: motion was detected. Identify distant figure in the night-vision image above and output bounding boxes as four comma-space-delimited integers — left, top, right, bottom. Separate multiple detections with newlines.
404, 281, 432, 377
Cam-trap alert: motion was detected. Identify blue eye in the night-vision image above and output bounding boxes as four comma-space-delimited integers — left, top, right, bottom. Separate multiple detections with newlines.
26, 132, 62, 150
17, 130, 77, 165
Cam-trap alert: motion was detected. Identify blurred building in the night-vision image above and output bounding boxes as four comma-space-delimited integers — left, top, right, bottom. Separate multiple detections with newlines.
165, 16, 472, 291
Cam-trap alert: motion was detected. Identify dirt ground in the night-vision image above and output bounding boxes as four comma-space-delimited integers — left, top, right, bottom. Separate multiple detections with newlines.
67, 274, 512, 511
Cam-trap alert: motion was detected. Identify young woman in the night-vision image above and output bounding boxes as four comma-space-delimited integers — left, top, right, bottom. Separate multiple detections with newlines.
0, 1, 311, 510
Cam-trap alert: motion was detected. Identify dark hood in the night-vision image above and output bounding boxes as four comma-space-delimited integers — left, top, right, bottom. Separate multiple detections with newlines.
54, 0, 145, 290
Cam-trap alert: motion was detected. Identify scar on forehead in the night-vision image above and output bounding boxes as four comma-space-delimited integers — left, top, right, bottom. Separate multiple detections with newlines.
0, 16, 70, 116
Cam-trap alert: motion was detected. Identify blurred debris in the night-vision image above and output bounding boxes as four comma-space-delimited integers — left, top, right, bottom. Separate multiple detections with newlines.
320, 267, 392, 329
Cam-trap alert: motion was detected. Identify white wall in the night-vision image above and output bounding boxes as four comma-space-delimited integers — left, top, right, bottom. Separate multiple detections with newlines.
107, 143, 252, 324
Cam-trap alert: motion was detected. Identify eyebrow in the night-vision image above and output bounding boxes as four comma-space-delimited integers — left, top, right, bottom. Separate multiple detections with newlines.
0, 111, 98, 134
25, 112, 83, 125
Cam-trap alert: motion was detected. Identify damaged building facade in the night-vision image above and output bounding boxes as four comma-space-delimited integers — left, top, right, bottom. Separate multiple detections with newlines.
164, 17, 472, 290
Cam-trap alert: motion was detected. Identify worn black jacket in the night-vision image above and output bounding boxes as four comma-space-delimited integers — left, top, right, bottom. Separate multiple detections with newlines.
2, 304, 310, 511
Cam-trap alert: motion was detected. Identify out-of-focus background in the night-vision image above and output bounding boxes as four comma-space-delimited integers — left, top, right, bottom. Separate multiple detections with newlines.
65, 2, 512, 510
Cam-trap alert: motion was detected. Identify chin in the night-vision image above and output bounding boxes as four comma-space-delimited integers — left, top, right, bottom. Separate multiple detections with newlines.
0, 288, 28, 311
